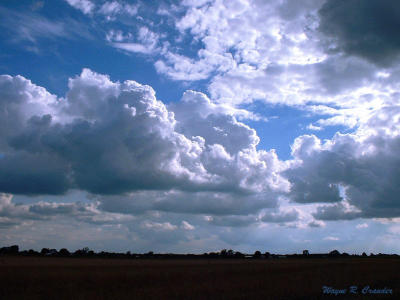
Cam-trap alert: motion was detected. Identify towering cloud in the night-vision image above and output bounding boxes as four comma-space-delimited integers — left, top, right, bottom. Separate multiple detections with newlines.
0, 70, 287, 217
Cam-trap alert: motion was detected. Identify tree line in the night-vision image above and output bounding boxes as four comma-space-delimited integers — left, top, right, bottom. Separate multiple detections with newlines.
1, 245, 398, 259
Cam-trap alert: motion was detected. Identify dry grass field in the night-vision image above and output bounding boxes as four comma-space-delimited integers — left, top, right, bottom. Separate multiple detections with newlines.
0, 256, 398, 299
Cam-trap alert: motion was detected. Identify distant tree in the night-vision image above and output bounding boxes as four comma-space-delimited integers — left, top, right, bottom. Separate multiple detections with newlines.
328, 250, 341, 257
48, 249, 58, 256
145, 251, 154, 257
369, 253, 375, 257
10, 245, 19, 254
341, 252, 350, 257
302, 250, 309, 256
234, 251, 244, 258
41, 248, 50, 255
264, 252, 271, 259
73, 247, 90, 256
0, 245, 19, 255
253, 250, 261, 258
220, 249, 227, 257
59, 248, 70, 256
28, 249, 38, 256
362, 252, 367, 257
227, 249, 234, 257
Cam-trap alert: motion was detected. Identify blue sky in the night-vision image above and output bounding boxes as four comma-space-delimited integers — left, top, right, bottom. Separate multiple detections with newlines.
1, 0, 400, 254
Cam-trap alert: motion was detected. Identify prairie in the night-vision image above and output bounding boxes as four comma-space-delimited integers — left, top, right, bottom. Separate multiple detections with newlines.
0, 257, 398, 299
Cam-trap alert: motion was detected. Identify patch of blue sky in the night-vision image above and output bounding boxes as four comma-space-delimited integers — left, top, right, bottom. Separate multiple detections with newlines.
242, 102, 351, 160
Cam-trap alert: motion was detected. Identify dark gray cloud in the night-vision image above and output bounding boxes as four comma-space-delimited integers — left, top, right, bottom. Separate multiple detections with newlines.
318, 0, 400, 66
0, 152, 70, 195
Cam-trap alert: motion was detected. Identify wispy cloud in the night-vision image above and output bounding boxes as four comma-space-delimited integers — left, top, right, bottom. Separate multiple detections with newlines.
112, 42, 154, 54
0, 6, 93, 47
324, 236, 339, 241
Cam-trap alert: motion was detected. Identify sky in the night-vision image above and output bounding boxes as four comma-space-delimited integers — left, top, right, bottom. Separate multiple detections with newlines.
1, 0, 400, 254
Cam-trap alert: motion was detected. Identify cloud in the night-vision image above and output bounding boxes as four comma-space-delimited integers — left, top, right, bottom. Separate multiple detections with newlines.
181, 220, 195, 230
286, 105, 400, 220
98, 1, 138, 20
318, 0, 400, 66
98, 190, 278, 217
356, 223, 368, 229
155, 0, 400, 136
0, 151, 71, 196
106, 30, 132, 42
154, 51, 231, 81
169, 90, 260, 154
206, 215, 257, 227
112, 42, 154, 54
0, 193, 134, 228
55, 0, 397, 133
0, 74, 58, 143
141, 221, 177, 231
312, 203, 361, 221
65, 0, 95, 15
99, 1, 123, 16
312, 55, 376, 95
0, 217, 21, 228
6, 67, 400, 228
308, 220, 325, 228
65, 0, 138, 19
50, 0, 399, 133
3, 1, 400, 254
109, 27, 159, 54
147, 0, 384, 132
323, 236, 339, 241
261, 209, 300, 223
0, 69, 287, 207
0, 6, 93, 47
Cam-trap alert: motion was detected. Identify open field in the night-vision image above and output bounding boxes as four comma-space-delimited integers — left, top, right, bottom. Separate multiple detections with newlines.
0, 257, 398, 299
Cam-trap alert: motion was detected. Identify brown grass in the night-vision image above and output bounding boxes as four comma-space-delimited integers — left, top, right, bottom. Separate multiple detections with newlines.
0, 257, 398, 299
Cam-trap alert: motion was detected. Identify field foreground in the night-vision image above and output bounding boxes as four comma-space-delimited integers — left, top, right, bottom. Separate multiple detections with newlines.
0, 257, 398, 299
